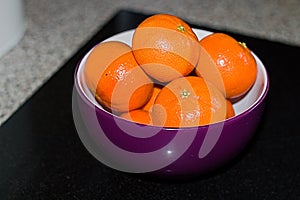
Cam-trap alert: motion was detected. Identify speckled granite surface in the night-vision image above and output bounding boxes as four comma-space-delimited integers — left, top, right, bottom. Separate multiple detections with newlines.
0, 0, 299, 126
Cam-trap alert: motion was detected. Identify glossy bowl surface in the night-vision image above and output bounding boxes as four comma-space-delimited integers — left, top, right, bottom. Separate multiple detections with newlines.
73, 29, 269, 179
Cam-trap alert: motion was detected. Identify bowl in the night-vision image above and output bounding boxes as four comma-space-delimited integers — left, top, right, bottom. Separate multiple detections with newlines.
72, 28, 269, 179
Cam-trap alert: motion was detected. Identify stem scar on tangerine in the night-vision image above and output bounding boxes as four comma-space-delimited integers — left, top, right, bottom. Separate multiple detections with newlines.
238, 41, 248, 49
181, 89, 190, 99
177, 25, 185, 32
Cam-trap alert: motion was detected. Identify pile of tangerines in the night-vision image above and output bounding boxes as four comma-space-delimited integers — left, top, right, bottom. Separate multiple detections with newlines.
84, 14, 257, 128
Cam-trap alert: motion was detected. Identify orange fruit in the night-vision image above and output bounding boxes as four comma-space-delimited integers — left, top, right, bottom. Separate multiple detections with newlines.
195, 33, 257, 99
226, 100, 235, 119
120, 109, 152, 125
132, 14, 200, 82
142, 86, 161, 112
84, 41, 154, 112
150, 76, 227, 127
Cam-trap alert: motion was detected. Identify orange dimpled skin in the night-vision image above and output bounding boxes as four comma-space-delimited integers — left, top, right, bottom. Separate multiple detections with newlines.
132, 14, 200, 82
120, 110, 152, 125
196, 33, 257, 99
151, 76, 227, 128
84, 41, 154, 113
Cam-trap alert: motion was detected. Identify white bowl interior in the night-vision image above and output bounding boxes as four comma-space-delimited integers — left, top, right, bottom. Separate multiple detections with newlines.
76, 29, 268, 117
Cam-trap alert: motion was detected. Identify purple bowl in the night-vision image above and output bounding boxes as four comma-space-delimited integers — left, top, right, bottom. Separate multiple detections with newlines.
72, 29, 269, 179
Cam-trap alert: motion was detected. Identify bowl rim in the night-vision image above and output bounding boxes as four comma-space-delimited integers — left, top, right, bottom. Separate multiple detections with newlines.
74, 28, 270, 131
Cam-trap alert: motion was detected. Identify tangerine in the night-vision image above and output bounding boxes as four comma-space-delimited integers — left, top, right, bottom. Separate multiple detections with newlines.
132, 14, 200, 82
84, 41, 154, 112
150, 76, 227, 127
226, 100, 235, 119
196, 33, 257, 98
